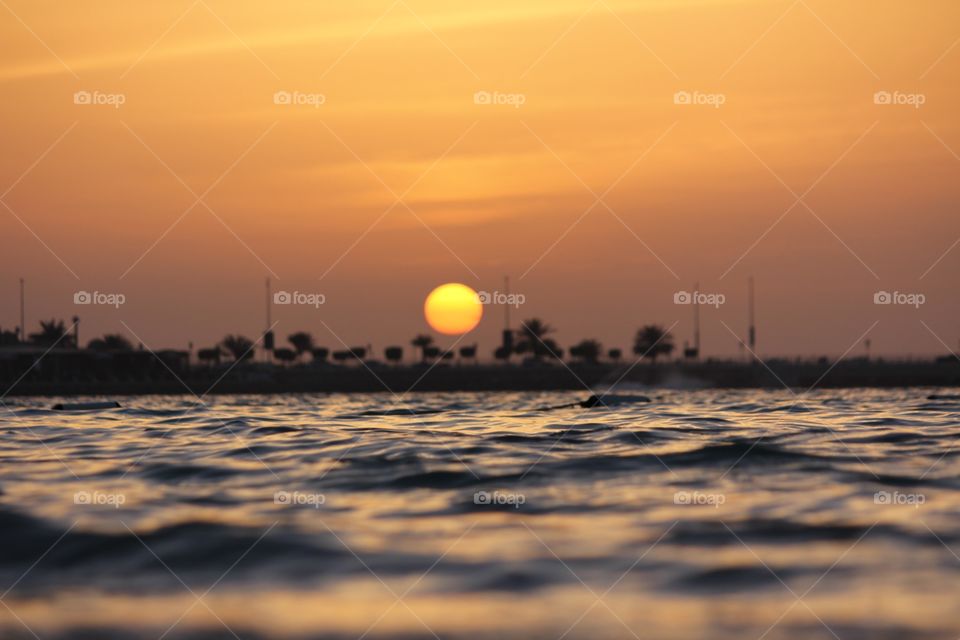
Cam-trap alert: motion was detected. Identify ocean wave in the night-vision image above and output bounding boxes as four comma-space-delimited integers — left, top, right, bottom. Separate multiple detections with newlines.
2, 389, 960, 639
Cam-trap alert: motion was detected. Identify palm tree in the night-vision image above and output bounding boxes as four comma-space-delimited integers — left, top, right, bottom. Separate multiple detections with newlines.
29, 319, 74, 348
221, 335, 255, 362
570, 339, 602, 363
287, 332, 314, 362
411, 334, 434, 363
87, 334, 133, 351
515, 318, 561, 359
385, 346, 404, 364
633, 325, 675, 363
459, 344, 477, 363
274, 347, 297, 366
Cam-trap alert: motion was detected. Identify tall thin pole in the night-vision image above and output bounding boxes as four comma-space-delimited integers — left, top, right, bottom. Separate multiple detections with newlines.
265, 277, 272, 362
693, 281, 700, 356
19, 278, 25, 342
265, 277, 271, 327
504, 275, 510, 331
748, 277, 755, 347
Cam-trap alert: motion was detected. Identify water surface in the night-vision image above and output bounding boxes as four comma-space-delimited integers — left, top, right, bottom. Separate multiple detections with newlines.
1, 389, 959, 639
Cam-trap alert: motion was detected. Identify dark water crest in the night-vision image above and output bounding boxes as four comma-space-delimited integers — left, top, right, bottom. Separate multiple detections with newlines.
1, 389, 959, 639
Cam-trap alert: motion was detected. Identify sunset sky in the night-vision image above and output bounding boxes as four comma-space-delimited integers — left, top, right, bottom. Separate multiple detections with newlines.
1, 0, 958, 358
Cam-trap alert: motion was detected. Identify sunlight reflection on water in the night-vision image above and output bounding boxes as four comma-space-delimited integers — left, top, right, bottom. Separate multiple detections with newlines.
1, 388, 959, 639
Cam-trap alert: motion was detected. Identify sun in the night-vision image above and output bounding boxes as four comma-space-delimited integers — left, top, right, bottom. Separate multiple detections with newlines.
424, 283, 483, 335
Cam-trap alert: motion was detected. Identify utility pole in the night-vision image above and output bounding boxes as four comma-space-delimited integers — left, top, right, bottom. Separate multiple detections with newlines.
264, 277, 274, 362
693, 280, 701, 358
19, 278, 25, 343
504, 275, 510, 331
748, 276, 756, 356
266, 277, 271, 328
501, 275, 513, 357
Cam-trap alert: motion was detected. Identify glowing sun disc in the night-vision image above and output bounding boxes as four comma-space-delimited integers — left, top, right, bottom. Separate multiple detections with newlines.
424, 283, 483, 335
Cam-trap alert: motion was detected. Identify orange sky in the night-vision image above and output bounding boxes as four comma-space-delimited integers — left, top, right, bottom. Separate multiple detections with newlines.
1, 0, 958, 358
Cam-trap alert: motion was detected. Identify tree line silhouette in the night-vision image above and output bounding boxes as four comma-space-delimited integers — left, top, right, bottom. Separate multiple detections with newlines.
2, 318, 676, 365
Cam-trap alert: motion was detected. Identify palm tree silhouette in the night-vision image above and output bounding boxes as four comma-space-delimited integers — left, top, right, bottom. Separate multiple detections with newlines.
633, 325, 675, 363
411, 334, 434, 363
87, 334, 133, 351
570, 339, 602, 363
287, 332, 314, 362
29, 319, 73, 347
221, 335, 255, 362
274, 347, 297, 366
30, 319, 77, 348
515, 318, 561, 359
458, 344, 477, 363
